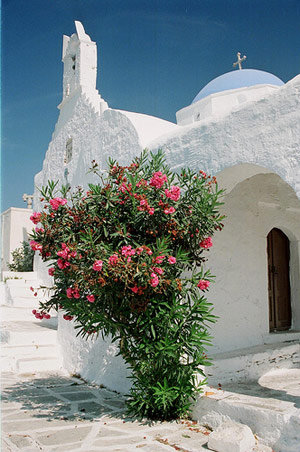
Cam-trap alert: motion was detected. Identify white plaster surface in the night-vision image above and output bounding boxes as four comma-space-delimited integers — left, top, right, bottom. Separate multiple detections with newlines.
202, 171, 300, 354
176, 84, 280, 125
1, 208, 33, 274
57, 312, 132, 394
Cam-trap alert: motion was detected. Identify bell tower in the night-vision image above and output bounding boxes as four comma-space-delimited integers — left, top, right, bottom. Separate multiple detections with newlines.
59, 21, 108, 115
62, 21, 97, 99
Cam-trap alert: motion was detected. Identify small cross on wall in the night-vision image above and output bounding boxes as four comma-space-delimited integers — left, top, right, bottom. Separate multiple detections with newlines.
233, 52, 247, 70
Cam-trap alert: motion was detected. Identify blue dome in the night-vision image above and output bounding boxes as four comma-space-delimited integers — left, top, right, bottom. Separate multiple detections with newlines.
192, 69, 284, 103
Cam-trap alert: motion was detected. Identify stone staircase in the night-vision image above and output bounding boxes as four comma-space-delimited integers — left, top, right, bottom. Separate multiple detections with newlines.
1, 272, 63, 374
193, 343, 300, 452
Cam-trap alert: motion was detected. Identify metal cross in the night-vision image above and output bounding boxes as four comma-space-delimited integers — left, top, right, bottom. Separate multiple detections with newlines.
233, 52, 247, 70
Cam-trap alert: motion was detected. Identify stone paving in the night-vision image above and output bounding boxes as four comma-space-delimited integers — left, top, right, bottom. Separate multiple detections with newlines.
1, 370, 212, 452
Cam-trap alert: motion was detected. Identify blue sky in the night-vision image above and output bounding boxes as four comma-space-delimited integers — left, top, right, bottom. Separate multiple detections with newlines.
2, 0, 300, 212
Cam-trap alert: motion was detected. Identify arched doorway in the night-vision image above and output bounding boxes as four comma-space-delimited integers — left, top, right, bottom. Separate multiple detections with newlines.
267, 228, 291, 331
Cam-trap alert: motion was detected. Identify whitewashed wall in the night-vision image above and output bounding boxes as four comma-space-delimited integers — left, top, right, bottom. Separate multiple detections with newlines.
33, 69, 300, 391
206, 168, 300, 354
151, 74, 300, 199
176, 84, 280, 125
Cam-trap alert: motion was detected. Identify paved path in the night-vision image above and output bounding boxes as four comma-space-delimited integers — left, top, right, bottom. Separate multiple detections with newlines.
1, 370, 212, 452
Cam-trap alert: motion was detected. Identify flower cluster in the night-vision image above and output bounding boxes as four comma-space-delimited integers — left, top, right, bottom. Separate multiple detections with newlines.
165, 186, 180, 201
149, 171, 168, 189
30, 240, 43, 252
200, 237, 213, 249
93, 260, 103, 271
30, 212, 42, 224
32, 309, 51, 320
66, 287, 80, 299
49, 197, 67, 211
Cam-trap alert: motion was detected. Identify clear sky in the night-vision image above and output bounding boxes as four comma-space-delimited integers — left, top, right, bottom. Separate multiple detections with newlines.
2, 0, 300, 212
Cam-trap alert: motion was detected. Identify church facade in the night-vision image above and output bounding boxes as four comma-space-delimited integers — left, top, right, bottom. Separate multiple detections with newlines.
34, 22, 300, 389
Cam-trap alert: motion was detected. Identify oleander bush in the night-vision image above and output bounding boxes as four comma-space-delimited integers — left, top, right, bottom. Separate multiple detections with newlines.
30, 149, 224, 420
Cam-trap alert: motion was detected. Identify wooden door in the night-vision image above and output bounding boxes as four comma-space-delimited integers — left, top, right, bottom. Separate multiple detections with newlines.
267, 228, 291, 331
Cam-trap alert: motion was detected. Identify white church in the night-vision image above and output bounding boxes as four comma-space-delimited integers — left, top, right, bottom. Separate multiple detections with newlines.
33, 22, 300, 390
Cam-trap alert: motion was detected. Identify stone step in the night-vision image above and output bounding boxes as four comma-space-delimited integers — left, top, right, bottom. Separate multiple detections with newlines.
192, 369, 300, 452
1, 321, 57, 346
1, 306, 58, 326
17, 356, 63, 373
1, 354, 63, 373
1, 343, 59, 358
5, 296, 47, 308
208, 340, 300, 385
5, 278, 42, 288
2, 271, 38, 280
7, 286, 40, 298
1, 306, 36, 321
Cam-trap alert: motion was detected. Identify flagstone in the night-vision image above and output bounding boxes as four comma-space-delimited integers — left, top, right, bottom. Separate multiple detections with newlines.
37, 425, 92, 445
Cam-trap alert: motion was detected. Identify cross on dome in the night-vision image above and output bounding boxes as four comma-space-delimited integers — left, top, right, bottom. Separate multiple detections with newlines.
233, 52, 247, 70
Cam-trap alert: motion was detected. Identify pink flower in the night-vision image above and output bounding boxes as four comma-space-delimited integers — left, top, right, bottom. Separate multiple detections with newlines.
57, 258, 70, 269
130, 286, 139, 293
108, 254, 119, 265
57, 247, 70, 259
200, 237, 213, 249
154, 255, 165, 264
147, 249, 153, 255
148, 207, 154, 215
93, 260, 103, 271
150, 273, 159, 288
63, 315, 73, 321
164, 207, 175, 214
121, 246, 135, 257
87, 294, 95, 303
30, 212, 42, 224
49, 197, 67, 211
153, 267, 164, 275
168, 256, 176, 264
66, 288, 73, 299
149, 171, 168, 189
35, 227, 44, 233
197, 280, 210, 290
73, 289, 80, 299
29, 240, 43, 252
165, 186, 180, 201
136, 247, 144, 255
48, 267, 55, 276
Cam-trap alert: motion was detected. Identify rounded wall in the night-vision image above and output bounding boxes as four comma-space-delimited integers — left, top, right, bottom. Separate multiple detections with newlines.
207, 167, 300, 354
57, 312, 131, 393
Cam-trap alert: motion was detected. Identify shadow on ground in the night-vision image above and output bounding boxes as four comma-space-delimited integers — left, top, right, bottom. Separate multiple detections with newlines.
1, 373, 140, 424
